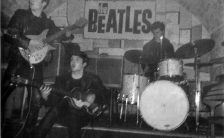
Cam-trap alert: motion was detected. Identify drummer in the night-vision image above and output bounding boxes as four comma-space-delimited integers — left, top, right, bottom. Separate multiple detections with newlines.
142, 21, 175, 80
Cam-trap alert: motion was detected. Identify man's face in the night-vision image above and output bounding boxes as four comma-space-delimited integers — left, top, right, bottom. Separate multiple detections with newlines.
30, 0, 46, 11
152, 28, 164, 42
70, 55, 86, 72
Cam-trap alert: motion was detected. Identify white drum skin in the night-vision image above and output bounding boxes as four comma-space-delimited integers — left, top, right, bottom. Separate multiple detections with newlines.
140, 80, 189, 131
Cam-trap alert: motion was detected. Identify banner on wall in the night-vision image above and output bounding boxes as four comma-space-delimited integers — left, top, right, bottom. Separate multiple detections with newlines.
84, 0, 156, 40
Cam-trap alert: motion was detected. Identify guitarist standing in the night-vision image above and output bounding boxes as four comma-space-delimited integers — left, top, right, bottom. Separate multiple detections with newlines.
2, 0, 74, 137
36, 49, 107, 138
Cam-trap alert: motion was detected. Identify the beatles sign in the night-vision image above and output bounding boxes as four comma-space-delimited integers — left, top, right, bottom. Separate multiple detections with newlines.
84, 1, 156, 40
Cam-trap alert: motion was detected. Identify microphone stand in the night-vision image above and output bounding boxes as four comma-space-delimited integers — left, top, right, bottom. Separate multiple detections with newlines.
160, 36, 164, 61
194, 47, 201, 132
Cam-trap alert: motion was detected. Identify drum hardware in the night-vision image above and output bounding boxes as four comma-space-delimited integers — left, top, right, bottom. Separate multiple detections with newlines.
175, 39, 215, 132
117, 94, 124, 120
175, 39, 215, 59
184, 62, 213, 68
209, 57, 224, 64
124, 96, 128, 122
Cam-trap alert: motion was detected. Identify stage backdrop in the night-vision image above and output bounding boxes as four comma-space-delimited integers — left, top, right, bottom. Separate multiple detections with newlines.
84, 0, 156, 40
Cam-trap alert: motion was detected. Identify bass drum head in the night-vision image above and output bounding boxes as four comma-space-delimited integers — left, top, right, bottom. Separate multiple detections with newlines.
140, 80, 189, 131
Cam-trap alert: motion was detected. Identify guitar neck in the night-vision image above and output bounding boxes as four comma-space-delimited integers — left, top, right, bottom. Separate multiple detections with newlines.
26, 80, 73, 98
45, 25, 79, 43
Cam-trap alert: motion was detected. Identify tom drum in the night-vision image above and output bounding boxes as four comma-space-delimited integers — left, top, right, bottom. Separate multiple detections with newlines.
120, 74, 149, 104
158, 58, 183, 78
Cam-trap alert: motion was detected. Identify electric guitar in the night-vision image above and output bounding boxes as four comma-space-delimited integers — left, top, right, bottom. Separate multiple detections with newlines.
11, 75, 107, 117
13, 17, 87, 65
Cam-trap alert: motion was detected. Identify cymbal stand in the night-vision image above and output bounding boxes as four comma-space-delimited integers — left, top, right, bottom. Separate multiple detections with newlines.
194, 47, 201, 132
136, 57, 142, 125
124, 95, 128, 122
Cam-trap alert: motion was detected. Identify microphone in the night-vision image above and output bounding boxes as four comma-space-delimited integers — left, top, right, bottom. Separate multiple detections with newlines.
160, 35, 163, 40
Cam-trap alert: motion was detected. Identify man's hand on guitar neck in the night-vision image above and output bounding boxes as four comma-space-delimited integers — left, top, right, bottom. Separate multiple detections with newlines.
40, 85, 52, 101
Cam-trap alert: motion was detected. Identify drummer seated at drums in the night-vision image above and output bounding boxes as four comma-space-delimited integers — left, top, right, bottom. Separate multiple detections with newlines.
142, 21, 175, 80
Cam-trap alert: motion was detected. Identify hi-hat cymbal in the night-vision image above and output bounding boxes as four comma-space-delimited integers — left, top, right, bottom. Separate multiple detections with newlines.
176, 39, 215, 59
210, 57, 224, 64
124, 50, 143, 64
184, 62, 213, 67
124, 50, 157, 64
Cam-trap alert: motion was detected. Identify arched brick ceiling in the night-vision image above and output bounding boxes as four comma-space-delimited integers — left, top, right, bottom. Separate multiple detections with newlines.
2, 0, 224, 34
176, 0, 224, 33
1, 0, 65, 24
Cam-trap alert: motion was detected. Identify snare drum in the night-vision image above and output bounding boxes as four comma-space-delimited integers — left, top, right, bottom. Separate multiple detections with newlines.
140, 80, 189, 131
158, 59, 183, 78
120, 74, 148, 104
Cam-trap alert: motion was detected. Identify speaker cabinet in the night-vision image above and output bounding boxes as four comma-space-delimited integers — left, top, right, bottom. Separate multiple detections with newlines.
86, 55, 123, 88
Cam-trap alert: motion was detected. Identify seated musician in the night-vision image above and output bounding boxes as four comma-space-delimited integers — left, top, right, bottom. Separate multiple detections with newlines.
35, 47, 107, 138
142, 21, 175, 80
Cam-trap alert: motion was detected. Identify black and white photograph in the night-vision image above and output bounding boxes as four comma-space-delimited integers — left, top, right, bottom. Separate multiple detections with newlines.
1, 0, 224, 138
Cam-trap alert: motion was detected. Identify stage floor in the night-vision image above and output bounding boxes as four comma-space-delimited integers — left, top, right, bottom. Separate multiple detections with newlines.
79, 115, 224, 138
2, 114, 224, 138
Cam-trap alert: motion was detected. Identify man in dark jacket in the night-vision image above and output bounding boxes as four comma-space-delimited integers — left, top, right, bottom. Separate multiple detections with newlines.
2, 0, 73, 137
36, 49, 107, 138
142, 21, 175, 79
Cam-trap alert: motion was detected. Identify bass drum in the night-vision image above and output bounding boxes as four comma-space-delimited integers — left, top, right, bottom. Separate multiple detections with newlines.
140, 80, 189, 131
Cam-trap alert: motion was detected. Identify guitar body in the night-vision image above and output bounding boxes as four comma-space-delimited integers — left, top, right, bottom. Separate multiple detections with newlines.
16, 17, 88, 65
19, 29, 55, 64
11, 76, 107, 117
65, 88, 103, 116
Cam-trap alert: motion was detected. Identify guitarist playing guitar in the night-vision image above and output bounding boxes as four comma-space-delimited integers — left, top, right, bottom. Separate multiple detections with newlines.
2, 0, 87, 137
35, 50, 107, 138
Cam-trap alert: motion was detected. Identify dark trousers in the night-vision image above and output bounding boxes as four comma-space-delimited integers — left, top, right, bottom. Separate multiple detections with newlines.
2, 85, 41, 138
35, 99, 91, 138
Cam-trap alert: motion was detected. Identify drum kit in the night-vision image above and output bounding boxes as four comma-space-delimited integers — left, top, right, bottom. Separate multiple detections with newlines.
117, 39, 224, 131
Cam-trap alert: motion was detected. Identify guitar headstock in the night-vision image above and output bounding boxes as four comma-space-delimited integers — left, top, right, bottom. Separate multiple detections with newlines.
11, 75, 29, 86
71, 17, 88, 29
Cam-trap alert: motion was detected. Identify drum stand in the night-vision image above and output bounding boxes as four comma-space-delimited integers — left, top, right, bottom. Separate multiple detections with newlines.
193, 47, 201, 132
136, 57, 143, 126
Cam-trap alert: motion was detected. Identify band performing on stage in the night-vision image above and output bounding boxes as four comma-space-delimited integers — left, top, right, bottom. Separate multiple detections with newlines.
1, 0, 224, 138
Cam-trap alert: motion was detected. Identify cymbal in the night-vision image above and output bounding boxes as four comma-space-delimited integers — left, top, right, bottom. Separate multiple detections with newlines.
210, 57, 224, 64
124, 50, 143, 64
184, 62, 213, 67
175, 39, 215, 59
124, 50, 157, 64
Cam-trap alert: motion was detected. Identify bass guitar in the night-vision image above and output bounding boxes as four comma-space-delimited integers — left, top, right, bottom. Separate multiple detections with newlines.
11, 75, 107, 117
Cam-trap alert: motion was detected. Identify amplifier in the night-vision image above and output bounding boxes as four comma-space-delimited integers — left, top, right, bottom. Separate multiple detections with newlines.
87, 55, 123, 88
